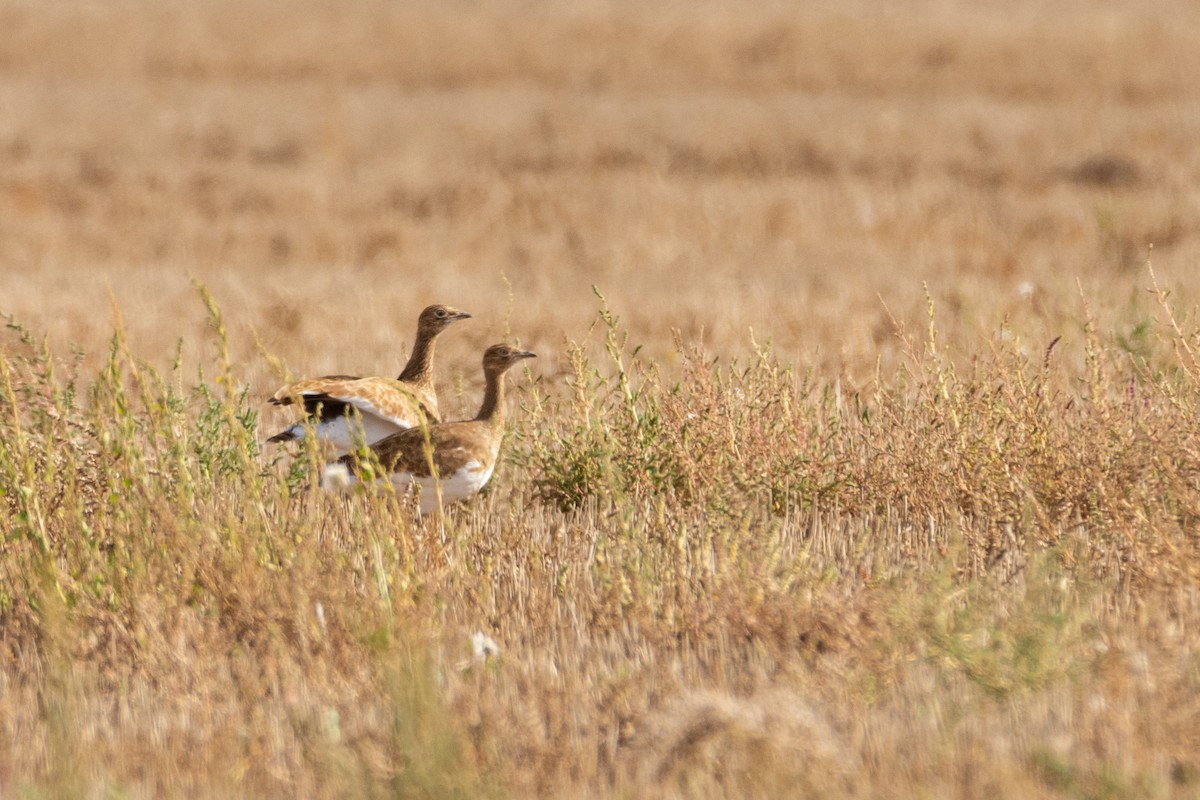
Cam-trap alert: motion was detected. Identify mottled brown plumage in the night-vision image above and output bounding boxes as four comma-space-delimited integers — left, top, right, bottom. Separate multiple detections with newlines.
341, 343, 536, 513
267, 304, 470, 453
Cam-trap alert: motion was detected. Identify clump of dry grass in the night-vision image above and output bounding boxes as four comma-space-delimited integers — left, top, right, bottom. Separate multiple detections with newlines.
520, 290, 851, 516
2, 282, 1199, 798
520, 284, 1200, 591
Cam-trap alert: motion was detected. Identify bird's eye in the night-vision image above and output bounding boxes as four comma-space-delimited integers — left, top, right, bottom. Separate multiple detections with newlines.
436, 309, 447, 318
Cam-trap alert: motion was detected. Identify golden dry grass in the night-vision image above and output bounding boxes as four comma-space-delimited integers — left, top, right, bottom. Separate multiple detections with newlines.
2, 1, 1200, 797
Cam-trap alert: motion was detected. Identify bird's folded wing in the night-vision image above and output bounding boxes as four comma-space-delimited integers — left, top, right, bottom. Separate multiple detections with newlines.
272, 377, 431, 428
368, 426, 480, 477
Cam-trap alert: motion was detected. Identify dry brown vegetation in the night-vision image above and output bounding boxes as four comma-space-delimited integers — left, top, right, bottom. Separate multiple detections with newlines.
3, 1, 1200, 797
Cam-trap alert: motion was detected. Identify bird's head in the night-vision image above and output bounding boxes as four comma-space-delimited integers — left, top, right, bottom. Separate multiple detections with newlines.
417, 304, 471, 335
482, 343, 537, 376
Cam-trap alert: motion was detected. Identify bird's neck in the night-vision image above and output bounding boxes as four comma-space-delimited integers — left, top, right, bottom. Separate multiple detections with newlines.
474, 370, 506, 429
398, 328, 436, 386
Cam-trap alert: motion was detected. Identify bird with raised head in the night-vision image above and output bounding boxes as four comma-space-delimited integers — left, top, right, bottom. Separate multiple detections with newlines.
266, 304, 470, 454
336, 343, 536, 514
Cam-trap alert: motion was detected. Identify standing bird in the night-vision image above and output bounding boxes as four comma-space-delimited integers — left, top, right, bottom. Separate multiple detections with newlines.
266, 304, 470, 454
337, 343, 536, 514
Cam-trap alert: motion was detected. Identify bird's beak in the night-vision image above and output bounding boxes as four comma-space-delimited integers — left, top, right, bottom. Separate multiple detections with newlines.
518, 350, 536, 359
452, 310, 472, 321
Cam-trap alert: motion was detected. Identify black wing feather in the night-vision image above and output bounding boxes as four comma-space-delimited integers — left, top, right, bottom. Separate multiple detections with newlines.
300, 394, 352, 421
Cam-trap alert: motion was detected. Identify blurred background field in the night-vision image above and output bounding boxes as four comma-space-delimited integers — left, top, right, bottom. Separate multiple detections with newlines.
3, 1, 1200, 798
4, 0, 1200, 383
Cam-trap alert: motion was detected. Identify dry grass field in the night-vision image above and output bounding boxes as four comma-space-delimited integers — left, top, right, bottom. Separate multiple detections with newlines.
3, 0, 1200, 797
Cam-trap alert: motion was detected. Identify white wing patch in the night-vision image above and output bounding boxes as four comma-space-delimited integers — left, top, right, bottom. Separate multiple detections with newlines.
324, 392, 421, 431
283, 412, 412, 456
